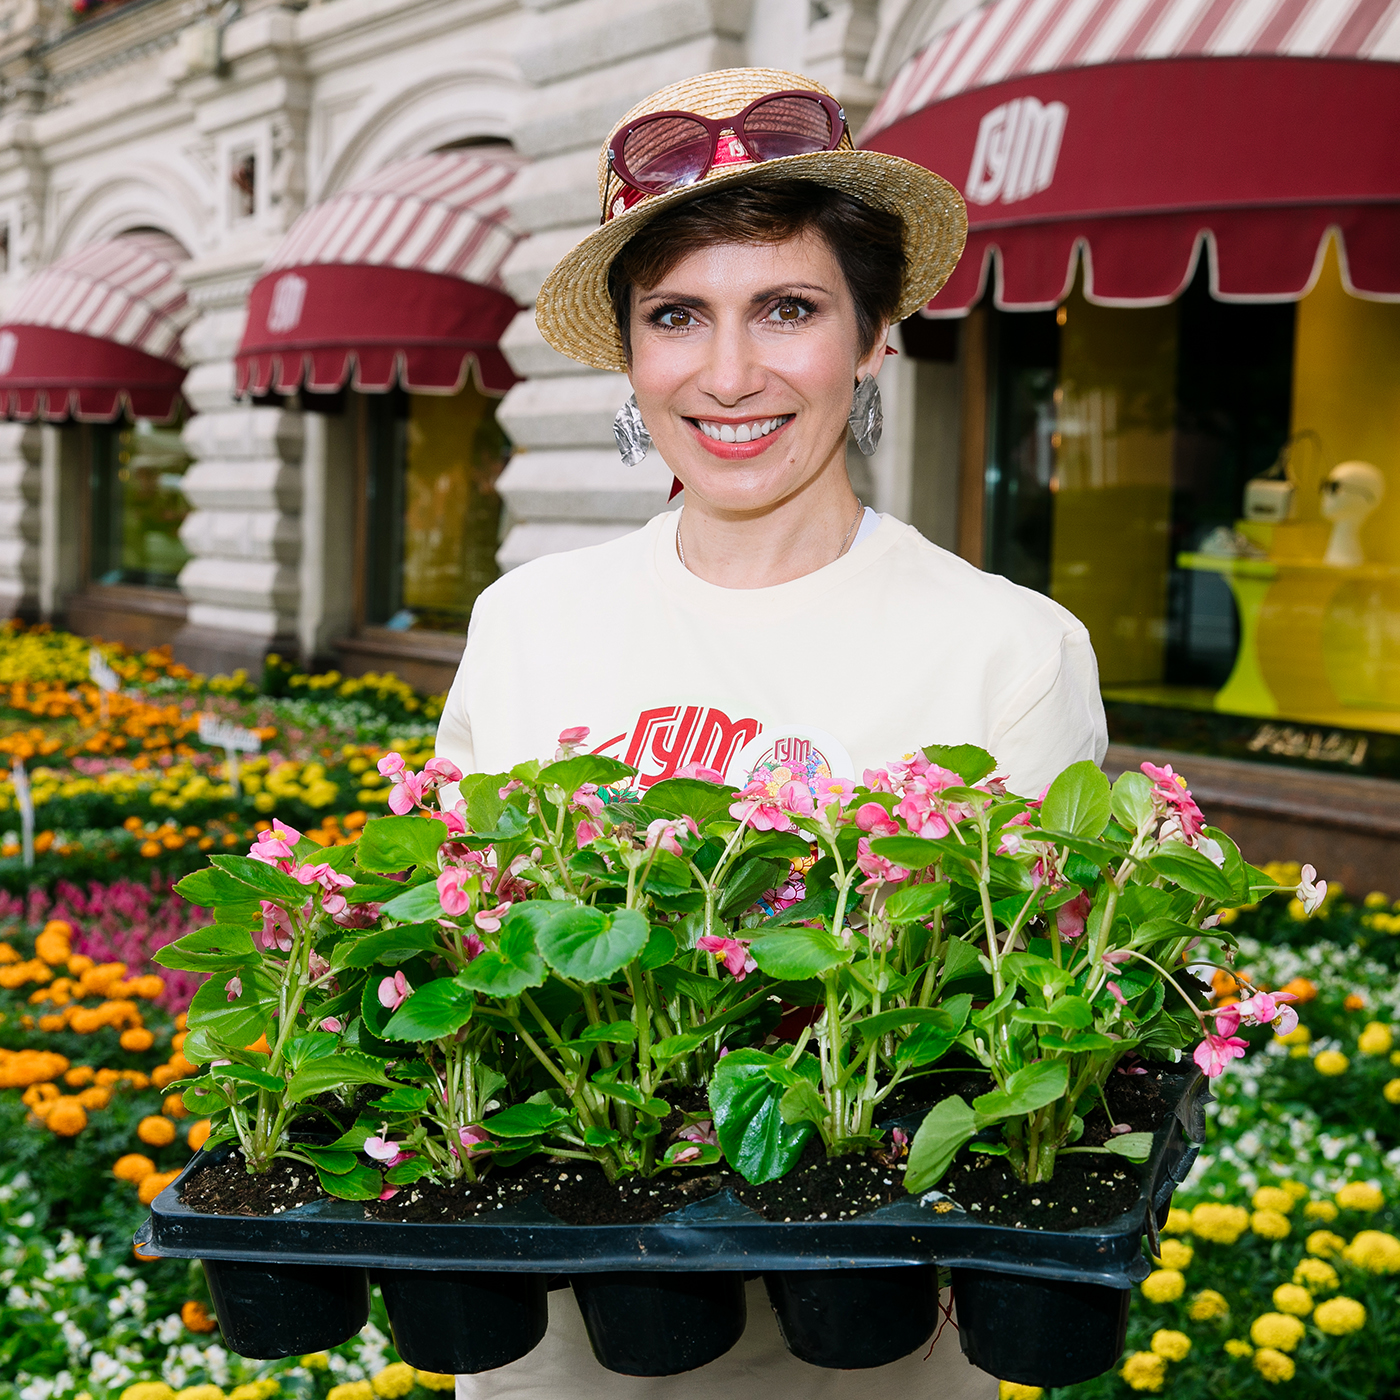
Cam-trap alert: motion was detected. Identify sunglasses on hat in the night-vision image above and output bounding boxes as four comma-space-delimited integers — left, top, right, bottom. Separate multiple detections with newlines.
605, 91, 847, 221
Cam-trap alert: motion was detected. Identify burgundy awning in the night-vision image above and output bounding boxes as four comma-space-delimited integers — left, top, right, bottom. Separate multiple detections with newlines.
235, 153, 525, 397
862, 0, 1400, 316
0, 233, 191, 422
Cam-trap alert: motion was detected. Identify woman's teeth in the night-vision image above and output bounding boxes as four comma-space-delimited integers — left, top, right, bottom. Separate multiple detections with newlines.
696, 415, 791, 444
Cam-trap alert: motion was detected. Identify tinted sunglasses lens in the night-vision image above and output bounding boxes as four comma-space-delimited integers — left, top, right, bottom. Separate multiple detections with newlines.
620, 116, 713, 191
742, 95, 838, 160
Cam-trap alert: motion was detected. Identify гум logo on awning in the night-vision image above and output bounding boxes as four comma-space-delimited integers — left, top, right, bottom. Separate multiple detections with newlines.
966, 97, 1068, 206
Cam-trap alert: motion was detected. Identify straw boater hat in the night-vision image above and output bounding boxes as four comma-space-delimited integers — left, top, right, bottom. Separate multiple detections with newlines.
535, 67, 968, 372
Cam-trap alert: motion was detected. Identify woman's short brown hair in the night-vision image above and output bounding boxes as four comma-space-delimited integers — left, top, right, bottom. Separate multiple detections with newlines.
607, 180, 905, 364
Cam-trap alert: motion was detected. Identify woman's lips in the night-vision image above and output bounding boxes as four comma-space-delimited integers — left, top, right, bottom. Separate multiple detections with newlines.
685, 414, 795, 459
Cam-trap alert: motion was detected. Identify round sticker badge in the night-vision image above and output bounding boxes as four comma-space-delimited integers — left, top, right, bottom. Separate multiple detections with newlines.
725, 726, 855, 794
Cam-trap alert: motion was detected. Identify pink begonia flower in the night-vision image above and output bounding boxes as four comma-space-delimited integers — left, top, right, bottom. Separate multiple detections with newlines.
462, 932, 485, 961
676, 761, 726, 783
854, 802, 899, 837
891, 1127, 909, 1153
333, 901, 380, 930
498, 778, 524, 800
1056, 893, 1093, 940
778, 780, 816, 818
457, 1125, 493, 1157
812, 776, 858, 809
1193, 1031, 1248, 1077
224, 975, 242, 1001
441, 802, 469, 837
576, 819, 602, 847
558, 726, 590, 747
308, 951, 331, 980
388, 770, 431, 815
258, 901, 293, 952
730, 782, 794, 832
1107, 980, 1127, 1007
248, 820, 302, 868
678, 1118, 718, 1145
573, 784, 605, 819
320, 1017, 343, 1033
1101, 948, 1134, 969
698, 934, 757, 981
437, 867, 472, 917
645, 815, 699, 857
1235, 990, 1299, 1037
377, 753, 406, 778
863, 767, 895, 793
364, 1135, 400, 1162
1211, 1004, 1242, 1037
672, 1145, 702, 1163
1197, 835, 1226, 869
1297, 864, 1327, 915
294, 862, 355, 918
997, 810, 1034, 856
1141, 760, 1206, 844
425, 757, 462, 783
1110, 1123, 1133, 1136
894, 785, 952, 840
378, 970, 413, 1011
855, 836, 910, 890
475, 902, 512, 933
378, 1186, 399, 1201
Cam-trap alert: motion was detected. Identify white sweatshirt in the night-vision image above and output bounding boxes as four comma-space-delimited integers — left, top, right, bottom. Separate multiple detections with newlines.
437, 509, 1106, 797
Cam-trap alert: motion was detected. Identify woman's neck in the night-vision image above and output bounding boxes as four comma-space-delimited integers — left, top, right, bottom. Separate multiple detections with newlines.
674, 458, 864, 589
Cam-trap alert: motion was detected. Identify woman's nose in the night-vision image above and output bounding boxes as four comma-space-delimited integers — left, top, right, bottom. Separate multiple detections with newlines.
694, 319, 766, 405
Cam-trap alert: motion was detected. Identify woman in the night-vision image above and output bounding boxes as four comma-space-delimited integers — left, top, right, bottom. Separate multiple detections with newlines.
443, 67, 1106, 1398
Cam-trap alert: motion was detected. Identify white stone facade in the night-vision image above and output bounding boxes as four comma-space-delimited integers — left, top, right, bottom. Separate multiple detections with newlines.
0, 0, 965, 681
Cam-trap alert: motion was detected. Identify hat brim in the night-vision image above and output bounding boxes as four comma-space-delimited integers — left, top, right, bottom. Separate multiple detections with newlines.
535, 148, 968, 373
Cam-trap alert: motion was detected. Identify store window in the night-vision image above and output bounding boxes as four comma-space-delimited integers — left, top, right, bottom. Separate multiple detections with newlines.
984, 238, 1400, 755
87, 418, 193, 589
359, 382, 510, 635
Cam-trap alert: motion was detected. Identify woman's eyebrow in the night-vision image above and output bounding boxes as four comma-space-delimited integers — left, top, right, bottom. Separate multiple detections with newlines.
635, 291, 708, 311
636, 282, 832, 311
748, 282, 830, 303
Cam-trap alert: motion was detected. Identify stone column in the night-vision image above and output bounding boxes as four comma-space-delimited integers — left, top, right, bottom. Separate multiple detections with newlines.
171, 262, 304, 676
494, 0, 751, 570
0, 422, 41, 620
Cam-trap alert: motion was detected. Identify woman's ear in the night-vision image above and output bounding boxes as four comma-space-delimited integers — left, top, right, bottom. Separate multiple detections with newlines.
858, 321, 892, 382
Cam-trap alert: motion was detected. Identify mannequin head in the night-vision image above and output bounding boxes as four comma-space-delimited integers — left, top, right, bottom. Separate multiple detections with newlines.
1321, 460, 1385, 567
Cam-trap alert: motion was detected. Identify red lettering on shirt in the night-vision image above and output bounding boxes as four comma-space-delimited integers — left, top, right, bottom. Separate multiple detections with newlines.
595, 705, 762, 788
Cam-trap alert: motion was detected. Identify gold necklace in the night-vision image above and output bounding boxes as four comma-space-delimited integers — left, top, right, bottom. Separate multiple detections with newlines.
676, 502, 865, 573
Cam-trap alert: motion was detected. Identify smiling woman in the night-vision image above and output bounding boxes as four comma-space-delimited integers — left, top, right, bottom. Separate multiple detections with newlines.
437, 70, 1110, 1391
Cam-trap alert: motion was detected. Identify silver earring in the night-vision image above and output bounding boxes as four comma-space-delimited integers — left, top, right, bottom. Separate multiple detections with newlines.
848, 375, 883, 456
614, 393, 652, 467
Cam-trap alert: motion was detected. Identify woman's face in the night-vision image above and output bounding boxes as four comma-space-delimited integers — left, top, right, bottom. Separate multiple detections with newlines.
626, 230, 887, 515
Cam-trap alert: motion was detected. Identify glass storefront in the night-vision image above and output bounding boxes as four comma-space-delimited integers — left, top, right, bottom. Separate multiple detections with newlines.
984, 237, 1400, 761
361, 381, 511, 635
87, 418, 193, 589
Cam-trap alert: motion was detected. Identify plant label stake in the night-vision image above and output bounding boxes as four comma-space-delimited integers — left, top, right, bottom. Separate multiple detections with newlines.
198, 715, 262, 797
89, 648, 120, 727
12, 756, 33, 867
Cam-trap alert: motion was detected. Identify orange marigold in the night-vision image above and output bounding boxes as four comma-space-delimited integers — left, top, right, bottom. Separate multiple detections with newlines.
167, 1052, 197, 1078
0, 940, 19, 963
138, 1115, 177, 1147
1344, 994, 1366, 1011
114, 1153, 156, 1183
64, 1065, 95, 1087
120, 1028, 155, 1052
128, 975, 165, 1000
95, 1068, 121, 1086
1, 1049, 70, 1086
1280, 977, 1318, 1003
181, 1300, 217, 1333
37, 1014, 68, 1032
171, 1031, 187, 1051
68, 1008, 103, 1034
163, 1092, 189, 1119
34, 921, 72, 965
137, 1169, 180, 1204
123, 1070, 151, 1089
21, 1081, 59, 1108
66, 953, 95, 975
187, 1118, 212, 1151
77, 1086, 112, 1110
47, 1097, 87, 1136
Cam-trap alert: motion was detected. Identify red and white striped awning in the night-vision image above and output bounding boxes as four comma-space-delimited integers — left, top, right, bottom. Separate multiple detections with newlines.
862, 0, 1400, 315
236, 152, 525, 397
0, 232, 192, 421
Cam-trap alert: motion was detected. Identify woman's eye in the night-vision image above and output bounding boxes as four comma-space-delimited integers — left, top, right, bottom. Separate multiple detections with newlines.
656, 307, 695, 328
769, 300, 810, 324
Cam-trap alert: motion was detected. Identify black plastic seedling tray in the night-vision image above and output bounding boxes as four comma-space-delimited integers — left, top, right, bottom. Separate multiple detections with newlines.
139, 1067, 1207, 1385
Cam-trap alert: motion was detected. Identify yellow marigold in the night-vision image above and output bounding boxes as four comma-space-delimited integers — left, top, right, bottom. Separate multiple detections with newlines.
1336, 1181, 1384, 1212
326, 1385, 373, 1400
1251, 1209, 1291, 1240
1189, 1289, 1230, 1321
1304, 1200, 1339, 1222
120, 1028, 155, 1053
77, 1086, 111, 1110
1190, 1202, 1250, 1244
228, 1383, 279, 1400
1249, 1313, 1305, 1352
188, 1118, 212, 1151
121, 1386, 176, 1400
1253, 1348, 1295, 1384
1275, 1023, 1310, 1046
181, 1300, 217, 1333
1156, 1239, 1193, 1270
1292, 1258, 1339, 1291
138, 1115, 177, 1147
1224, 1339, 1253, 1358
1342, 1230, 1400, 1273
174, 1387, 225, 1400
299, 1355, 330, 1372
138, 1169, 180, 1205
114, 1153, 156, 1184
413, 1377, 456, 1394
1119, 1351, 1166, 1392
1271, 1284, 1312, 1316
47, 1096, 87, 1136
1141, 1269, 1185, 1303
1315, 1049, 1350, 1076
370, 1364, 415, 1400
1313, 1296, 1367, 1335
1384, 1078, 1400, 1105
1358, 1021, 1394, 1056
1162, 1207, 1192, 1235
1150, 1329, 1191, 1362
1252, 1186, 1295, 1214
1308, 1229, 1347, 1257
